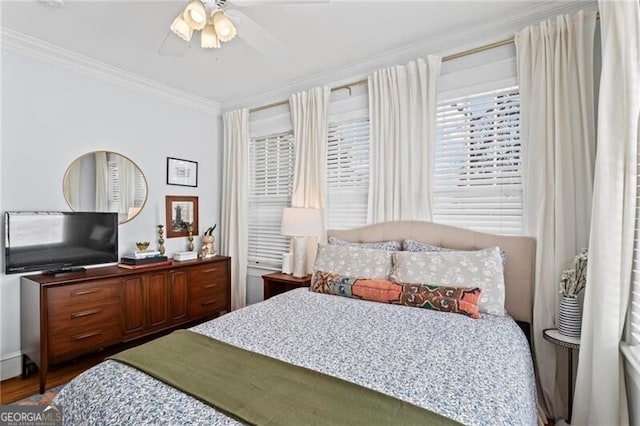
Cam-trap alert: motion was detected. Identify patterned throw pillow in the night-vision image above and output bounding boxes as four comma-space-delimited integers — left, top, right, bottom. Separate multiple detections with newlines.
311, 271, 482, 319
328, 236, 401, 251
391, 247, 506, 316
402, 239, 508, 265
311, 244, 394, 287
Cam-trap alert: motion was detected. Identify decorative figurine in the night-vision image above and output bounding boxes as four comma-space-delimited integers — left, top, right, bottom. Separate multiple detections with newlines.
201, 225, 217, 258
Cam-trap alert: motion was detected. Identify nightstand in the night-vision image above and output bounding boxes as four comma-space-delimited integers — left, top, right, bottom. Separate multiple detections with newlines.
262, 272, 311, 300
543, 328, 581, 424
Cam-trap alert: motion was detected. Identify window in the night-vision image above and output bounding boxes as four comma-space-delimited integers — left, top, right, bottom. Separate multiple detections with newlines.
248, 131, 294, 269
326, 117, 370, 230
106, 153, 146, 214
433, 86, 523, 235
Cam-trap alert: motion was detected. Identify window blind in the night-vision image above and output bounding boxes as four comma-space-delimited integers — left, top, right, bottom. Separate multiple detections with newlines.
106, 153, 146, 212
248, 131, 294, 268
630, 147, 640, 345
433, 86, 523, 235
134, 172, 146, 208
107, 155, 121, 212
326, 117, 370, 230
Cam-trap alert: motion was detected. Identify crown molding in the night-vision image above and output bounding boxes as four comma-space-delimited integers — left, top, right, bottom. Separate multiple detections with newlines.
222, 1, 597, 111
0, 28, 221, 115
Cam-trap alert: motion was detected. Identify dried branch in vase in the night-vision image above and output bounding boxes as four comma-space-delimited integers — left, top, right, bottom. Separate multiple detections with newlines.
559, 248, 588, 298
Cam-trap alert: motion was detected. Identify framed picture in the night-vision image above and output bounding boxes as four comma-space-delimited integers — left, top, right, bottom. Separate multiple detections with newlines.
166, 157, 198, 187
165, 195, 199, 238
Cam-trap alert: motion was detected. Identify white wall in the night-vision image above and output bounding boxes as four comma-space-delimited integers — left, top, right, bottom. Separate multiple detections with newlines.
0, 50, 222, 379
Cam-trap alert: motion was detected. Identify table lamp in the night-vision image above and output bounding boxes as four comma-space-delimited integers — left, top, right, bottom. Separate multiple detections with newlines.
281, 207, 322, 278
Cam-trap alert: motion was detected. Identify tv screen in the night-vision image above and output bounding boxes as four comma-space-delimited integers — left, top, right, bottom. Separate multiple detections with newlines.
4, 211, 118, 274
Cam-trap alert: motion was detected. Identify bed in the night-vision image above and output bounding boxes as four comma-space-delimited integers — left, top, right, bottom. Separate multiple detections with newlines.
54, 221, 537, 425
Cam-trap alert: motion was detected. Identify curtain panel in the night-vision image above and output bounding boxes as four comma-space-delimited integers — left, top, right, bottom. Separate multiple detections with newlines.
94, 151, 109, 211
289, 86, 331, 273
367, 56, 441, 223
573, 0, 640, 424
515, 10, 597, 421
221, 108, 249, 311
117, 155, 135, 216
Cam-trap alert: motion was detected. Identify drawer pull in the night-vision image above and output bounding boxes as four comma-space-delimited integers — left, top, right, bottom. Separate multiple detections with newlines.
72, 289, 101, 297
201, 299, 217, 306
203, 283, 218, 289
72, 331, 101, 341
71, 308, 102, 319
201, 268, 218, 274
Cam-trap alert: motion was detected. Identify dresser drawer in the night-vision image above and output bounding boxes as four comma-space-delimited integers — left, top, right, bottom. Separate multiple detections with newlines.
188, 295, 227, 318
48, 279, 121, 309
189, 279, 228, 300
188, 264, 228, 287
48, 300, 121, 334
48, 321, 121, 361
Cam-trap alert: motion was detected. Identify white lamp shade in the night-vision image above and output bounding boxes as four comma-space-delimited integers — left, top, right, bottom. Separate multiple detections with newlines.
183, 0, 207, 31
212, 11, 237, 42
201, 23, 221, 48
170, 14, 193, 42
281, 208, 322, 237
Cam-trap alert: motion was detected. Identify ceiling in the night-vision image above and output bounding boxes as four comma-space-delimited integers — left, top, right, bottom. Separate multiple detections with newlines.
1, 1, 590, 106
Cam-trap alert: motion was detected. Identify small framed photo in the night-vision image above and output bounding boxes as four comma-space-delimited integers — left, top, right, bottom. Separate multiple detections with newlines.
166, 157, 198, 187
165, 195, 199, 238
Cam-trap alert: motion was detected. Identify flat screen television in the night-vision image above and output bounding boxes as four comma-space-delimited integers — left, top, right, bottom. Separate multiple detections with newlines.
4, 211, 118, 274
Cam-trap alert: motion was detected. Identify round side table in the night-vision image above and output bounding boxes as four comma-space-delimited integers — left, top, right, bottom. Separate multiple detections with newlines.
543, 328, 580, 424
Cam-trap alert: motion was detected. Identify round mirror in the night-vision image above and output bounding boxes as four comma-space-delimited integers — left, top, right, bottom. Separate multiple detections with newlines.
63, 151, 148, 224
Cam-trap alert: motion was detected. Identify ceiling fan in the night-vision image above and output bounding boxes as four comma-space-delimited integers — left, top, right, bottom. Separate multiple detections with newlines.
159, 0, 326, 58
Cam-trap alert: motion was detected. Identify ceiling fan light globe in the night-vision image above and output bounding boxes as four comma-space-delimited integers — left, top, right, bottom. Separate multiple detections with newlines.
201, 24, 221, 49
183, 0, 207, 31
212, 11, 236, 42
190, 9, 205, 24
170, 15, 193, 42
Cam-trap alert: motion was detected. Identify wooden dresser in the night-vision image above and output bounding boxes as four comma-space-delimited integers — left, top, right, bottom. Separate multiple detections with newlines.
21, 256, 231, 393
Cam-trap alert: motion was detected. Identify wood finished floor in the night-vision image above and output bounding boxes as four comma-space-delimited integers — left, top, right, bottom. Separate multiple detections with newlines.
0, 347, 120, 405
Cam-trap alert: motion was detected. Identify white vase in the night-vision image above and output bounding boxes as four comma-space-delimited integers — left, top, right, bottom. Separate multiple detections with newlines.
557, 296, 582, 338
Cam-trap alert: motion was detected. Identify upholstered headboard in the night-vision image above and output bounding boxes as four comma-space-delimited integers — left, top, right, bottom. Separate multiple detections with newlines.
328, 221, 536, 324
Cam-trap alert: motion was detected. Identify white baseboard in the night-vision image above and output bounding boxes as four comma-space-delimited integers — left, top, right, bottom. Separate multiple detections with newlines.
0, 351, 22, 381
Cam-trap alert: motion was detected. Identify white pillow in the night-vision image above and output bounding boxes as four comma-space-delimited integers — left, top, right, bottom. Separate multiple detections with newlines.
312, 244, 393, 282
390, 247, 506, 316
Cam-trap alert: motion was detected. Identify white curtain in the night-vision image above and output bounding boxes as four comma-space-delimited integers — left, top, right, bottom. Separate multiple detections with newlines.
515, 10, 597, 420
367, 56, 441, 223
94, 151, 109, 211
573, 0, 640, 424
289, 86, 330, 273
117, 154, 135, 216
221, 109, 249, 311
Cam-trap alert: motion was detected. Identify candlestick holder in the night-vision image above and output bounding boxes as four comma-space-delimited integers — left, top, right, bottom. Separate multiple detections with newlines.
157, 225, 165, 255
187, 223, 194, 252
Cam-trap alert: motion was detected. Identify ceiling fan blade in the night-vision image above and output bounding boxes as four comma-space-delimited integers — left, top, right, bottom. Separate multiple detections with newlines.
230, 0, 329, 6
158, 31, 190, 57
38, 0, 65, 8
226, 9, 291, 59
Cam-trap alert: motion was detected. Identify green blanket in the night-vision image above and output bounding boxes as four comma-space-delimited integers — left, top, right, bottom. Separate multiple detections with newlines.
109, 330, 461, 426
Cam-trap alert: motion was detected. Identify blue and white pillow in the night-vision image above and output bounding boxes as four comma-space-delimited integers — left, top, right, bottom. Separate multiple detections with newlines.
328, 236, 401, 251
402, 239, 508, 265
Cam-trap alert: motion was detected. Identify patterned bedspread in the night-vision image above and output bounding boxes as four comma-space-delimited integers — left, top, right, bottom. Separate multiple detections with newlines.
54, 289, 537, 425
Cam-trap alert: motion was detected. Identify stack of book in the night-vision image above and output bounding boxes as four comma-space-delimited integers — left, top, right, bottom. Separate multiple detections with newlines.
118, 249, 171, 269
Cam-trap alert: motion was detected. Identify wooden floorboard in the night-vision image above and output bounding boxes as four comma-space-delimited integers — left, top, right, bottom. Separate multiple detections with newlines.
1, 324, 193, 404
0, 347, 121, 405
